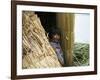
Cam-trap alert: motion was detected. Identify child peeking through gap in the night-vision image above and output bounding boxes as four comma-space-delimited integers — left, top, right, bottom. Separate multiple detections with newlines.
48, 27, 65, 66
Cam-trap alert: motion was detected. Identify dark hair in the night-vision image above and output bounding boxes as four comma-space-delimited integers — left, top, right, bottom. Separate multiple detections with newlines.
48, 27, 61, 39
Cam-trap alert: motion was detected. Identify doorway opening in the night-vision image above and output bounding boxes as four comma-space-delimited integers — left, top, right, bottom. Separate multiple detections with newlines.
35, 12, 74, 66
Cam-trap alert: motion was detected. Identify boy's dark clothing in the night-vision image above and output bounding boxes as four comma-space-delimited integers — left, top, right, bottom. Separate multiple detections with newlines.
50, 40, 64, 65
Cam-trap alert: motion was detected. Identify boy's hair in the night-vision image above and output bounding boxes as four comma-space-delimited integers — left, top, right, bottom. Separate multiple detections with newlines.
48, 27, 61, 39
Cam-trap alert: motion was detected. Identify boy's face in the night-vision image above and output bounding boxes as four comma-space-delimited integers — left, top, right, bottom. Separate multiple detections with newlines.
52, 34, 60, 40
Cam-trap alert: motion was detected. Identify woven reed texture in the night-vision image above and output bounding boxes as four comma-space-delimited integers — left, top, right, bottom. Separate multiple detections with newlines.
22, 11, 61, 69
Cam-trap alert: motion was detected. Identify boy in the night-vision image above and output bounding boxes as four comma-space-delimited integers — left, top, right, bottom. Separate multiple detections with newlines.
49, 28, 64, 66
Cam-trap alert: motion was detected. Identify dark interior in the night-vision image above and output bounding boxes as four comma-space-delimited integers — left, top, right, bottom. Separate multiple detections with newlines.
35, 12, 57, 33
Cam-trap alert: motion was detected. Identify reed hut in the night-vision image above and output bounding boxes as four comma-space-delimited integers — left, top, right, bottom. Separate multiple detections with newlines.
22, 11, 75, 69
22, 11, 61, 69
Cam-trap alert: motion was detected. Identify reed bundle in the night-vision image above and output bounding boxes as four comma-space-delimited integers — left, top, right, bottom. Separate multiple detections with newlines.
22, 11, 61, 69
